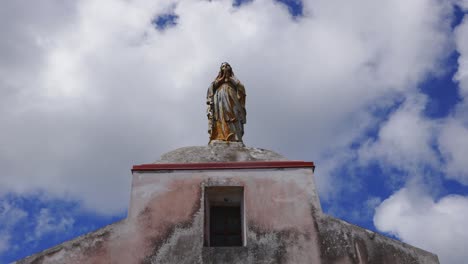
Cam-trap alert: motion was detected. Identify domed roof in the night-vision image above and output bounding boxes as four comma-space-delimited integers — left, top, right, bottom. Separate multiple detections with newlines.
155, 142, 287, 163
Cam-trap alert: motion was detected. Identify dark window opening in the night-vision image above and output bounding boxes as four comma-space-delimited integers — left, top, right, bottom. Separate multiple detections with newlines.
210, 206, 242, 246
204, 186, 244, 247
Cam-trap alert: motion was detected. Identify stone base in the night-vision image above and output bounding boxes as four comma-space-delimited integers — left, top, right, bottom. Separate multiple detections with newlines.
208, 140, 245, 147
156, 144, 287, 163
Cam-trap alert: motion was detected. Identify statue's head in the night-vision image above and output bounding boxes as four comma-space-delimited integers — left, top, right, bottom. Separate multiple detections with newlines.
217, 62, 234, 79
220, 62, 231, 72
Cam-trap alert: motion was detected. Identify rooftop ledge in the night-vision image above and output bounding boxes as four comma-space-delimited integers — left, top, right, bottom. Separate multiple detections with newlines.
132, 161, 315, 172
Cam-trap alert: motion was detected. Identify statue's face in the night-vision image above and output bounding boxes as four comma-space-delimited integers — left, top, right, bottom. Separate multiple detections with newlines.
220, 63, 231, 75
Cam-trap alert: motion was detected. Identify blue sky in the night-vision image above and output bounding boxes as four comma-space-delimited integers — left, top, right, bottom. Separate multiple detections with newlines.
1, 0, 468, 263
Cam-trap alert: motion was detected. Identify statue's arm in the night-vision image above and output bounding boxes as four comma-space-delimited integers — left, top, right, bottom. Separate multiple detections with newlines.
236, 81, 246, 104
206, 83, 215, 117
236, 81, 247, 124
207, 84, 215, 133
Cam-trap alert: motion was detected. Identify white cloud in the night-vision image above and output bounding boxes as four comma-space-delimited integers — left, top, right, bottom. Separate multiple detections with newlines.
3, 2, 468, 263
0, 200, 28, 227
358, 94, 439, 176
34, 208, 74, 239
435, 13, 468, 186
454, 13, 468, 98
374, 186, 468, 264
0, 0, 454, 215
0, 235, 10, 255
0, 200, 28, 254
454, 0, 468, 10
438, 119, 468, 185
367, 12, 468, 264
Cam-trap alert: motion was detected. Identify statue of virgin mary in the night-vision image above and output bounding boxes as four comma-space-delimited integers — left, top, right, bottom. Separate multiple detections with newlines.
207, 62, 246, 143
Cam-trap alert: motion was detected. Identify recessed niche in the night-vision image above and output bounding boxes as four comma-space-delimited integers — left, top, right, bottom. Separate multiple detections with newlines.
204, 186, 244, 247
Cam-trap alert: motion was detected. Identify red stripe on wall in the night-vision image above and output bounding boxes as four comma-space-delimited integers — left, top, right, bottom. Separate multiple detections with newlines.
132, 161, 315, 172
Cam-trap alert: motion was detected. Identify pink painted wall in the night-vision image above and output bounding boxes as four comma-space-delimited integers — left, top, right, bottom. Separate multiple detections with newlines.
18, 166, 438, 264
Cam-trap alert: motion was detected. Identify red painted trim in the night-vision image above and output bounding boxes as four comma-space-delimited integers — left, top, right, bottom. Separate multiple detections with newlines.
132, 161, 315, 172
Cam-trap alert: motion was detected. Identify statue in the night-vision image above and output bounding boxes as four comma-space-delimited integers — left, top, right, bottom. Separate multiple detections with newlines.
207, 62, 246, 143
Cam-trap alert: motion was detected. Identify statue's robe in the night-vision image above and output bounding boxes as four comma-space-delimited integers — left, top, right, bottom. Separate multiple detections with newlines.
207, 79, 246, 142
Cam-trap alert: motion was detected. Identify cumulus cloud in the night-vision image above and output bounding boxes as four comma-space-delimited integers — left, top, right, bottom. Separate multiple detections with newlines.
0, 0, 455, 217
358, 94, 439, 176
374, 186, 468, 264
33, 208, 75, 239
435, 12, 468, 186
454, 12, 468, 98
438, 119, 468, 185
368, 11, 468, 264
4, 1, 468, 263
0, 200, 28, 254
356, 10, 468, 190
454, 0, 468, 10
0, 235, 9, 255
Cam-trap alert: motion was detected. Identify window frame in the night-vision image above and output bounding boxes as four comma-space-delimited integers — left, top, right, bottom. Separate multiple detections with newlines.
204, 186, 245, 247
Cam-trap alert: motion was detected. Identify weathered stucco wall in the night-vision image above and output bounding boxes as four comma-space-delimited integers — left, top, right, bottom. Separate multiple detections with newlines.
17, 166, 438, 264
129, 167, 323, 263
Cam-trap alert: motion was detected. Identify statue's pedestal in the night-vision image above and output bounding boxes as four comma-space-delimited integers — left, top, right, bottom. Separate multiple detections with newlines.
17, 145, 439, 264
